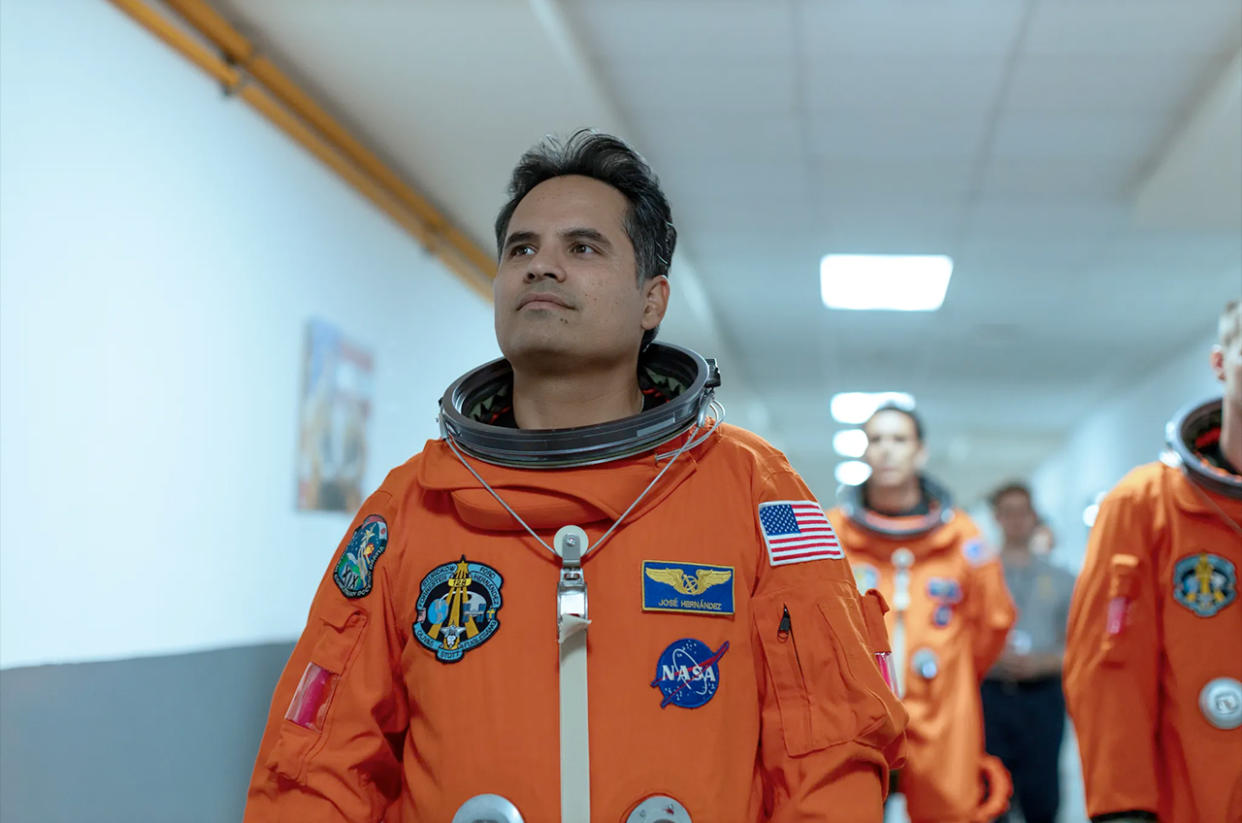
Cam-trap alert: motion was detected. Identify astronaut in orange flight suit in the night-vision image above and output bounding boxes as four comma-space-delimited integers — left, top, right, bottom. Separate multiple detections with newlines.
1064, 301, 1242, 823
827, 403, 1015, 823
244, 130, 906, 823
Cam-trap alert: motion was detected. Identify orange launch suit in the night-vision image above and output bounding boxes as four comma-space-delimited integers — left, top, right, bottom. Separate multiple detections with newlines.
827, 506, 1016, 823
245, 425, 907, 822
1063, 461, 1242, 823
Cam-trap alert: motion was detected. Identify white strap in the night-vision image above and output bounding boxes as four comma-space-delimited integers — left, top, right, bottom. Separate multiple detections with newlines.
891, 613, 907, 699
891, 548, 914, 699
554, 526, 591, 823
559, 621, 590, 822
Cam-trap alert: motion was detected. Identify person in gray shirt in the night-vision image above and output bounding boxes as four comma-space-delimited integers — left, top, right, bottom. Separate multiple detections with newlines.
981, 482, 1076, 823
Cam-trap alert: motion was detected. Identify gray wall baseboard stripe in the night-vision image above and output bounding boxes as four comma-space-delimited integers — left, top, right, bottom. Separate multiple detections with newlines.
1, 641, 294, 823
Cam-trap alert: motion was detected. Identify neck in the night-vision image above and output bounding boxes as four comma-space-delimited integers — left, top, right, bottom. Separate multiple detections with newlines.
867, 477, 921, 515
1222, 394, 1242, 473
511, 363, 643, 430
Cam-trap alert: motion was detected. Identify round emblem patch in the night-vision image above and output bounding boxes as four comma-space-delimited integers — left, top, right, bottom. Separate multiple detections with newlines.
625, 794, 692, 823
451, 793, 524, 823
650, 638, 729, 709
1199, 677, 1242, 730
413, 556, 503, 663
912, 647, 939, 680
1172, 552, 1237, 618
333, 514, 388, 598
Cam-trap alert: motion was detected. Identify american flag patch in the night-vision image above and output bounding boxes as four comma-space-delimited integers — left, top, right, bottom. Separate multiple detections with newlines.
758, 500, 843, 566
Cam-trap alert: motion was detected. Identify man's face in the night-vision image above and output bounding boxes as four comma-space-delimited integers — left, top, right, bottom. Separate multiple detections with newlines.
862, 410, 925, 488
993, 490, 1038, 548
493, 175, 666, 373
1213, 320, 1242, 410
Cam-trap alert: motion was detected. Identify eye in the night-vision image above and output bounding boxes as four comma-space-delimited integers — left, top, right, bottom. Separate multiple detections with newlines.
508, 244, 535, 258
570, 243, 597, 255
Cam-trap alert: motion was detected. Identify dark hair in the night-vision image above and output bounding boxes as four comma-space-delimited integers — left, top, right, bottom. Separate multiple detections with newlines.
864, 402, 925, 443
989, 481, 1033, 509
494, 129, 677, 351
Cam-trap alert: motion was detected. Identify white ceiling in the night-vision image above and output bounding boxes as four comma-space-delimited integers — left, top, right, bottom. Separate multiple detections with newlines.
207, 0, 1241, 506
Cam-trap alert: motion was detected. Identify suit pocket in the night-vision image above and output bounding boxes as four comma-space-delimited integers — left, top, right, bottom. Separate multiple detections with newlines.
754, 583, 895, 756
269, 598, 369, 781
1100, 554, 1139, 665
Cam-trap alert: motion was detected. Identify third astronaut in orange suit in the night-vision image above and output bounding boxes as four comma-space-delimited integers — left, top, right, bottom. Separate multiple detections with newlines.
828, 404, 1015, 823
1064, 300, 1242, 823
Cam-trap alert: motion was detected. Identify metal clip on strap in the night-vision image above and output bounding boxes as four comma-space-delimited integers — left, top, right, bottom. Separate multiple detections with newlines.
557, 528, 589, 644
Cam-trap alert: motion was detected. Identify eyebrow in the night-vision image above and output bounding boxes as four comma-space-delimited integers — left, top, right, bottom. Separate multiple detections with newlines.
503, 230, 538, 250
561, 227, 612, 251
502, 227, 614, 252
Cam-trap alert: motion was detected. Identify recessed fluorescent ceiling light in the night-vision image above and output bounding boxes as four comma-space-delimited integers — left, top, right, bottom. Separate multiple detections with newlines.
835, 461, 872, 486
832, 428, 869, 458
820, 254, 953, 311
830, 392, 916, 424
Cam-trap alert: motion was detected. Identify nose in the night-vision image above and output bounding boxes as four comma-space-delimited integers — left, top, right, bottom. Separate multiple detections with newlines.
523, 248, 566, 283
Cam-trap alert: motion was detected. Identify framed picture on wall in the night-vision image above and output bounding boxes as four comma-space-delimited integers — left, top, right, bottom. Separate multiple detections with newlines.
296, 318, 373, 513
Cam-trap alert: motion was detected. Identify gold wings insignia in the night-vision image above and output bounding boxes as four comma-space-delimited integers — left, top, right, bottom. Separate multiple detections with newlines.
693, 568, 733, 594
646, 566, 733, 595
646, 566, 693, 594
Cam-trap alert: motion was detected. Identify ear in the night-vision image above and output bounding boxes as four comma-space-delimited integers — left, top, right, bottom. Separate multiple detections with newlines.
640, 275, 670, 331
914, 442, 929, 471
1211, 345, 1226, 382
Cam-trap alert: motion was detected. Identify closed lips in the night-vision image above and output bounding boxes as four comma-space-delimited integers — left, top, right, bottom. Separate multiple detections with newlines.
519, 293, 571, 309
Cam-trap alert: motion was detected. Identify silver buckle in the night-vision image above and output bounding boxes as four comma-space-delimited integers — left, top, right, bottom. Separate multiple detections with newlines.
555, 526, 589, 642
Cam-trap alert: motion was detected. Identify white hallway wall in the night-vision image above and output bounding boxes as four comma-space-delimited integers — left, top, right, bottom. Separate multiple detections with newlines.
0, 0, 510, 668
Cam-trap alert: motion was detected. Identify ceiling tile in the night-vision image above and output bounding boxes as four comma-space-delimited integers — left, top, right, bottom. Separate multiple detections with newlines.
981, 155, 1139, 197
1004, 54, 1212, 115
990, 111, 1166, 158
813, 156, 977, 202
807, 109, 990, 158
628, 112, 803, 162
601, 59, 798, 114
1024, 1, 1242, 57
567, 0, 795, 62
802, 55, 1008, 113
796, 1, 1028, 58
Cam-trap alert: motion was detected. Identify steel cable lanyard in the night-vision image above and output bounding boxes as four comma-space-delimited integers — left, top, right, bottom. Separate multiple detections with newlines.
443, 407, 723, 823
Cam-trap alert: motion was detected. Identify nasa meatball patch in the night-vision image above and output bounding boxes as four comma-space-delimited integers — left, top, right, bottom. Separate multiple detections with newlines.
413, 556, 504, 663
333, 514, 388, 598
650, 638, 729, 709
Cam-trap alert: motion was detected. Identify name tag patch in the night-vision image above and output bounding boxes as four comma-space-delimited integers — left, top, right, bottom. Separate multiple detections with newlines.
642, 561, 734, 616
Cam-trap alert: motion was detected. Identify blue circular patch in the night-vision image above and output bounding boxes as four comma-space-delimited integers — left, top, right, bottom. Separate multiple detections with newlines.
932, 604, 954, 627
650, 638, 729, 709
